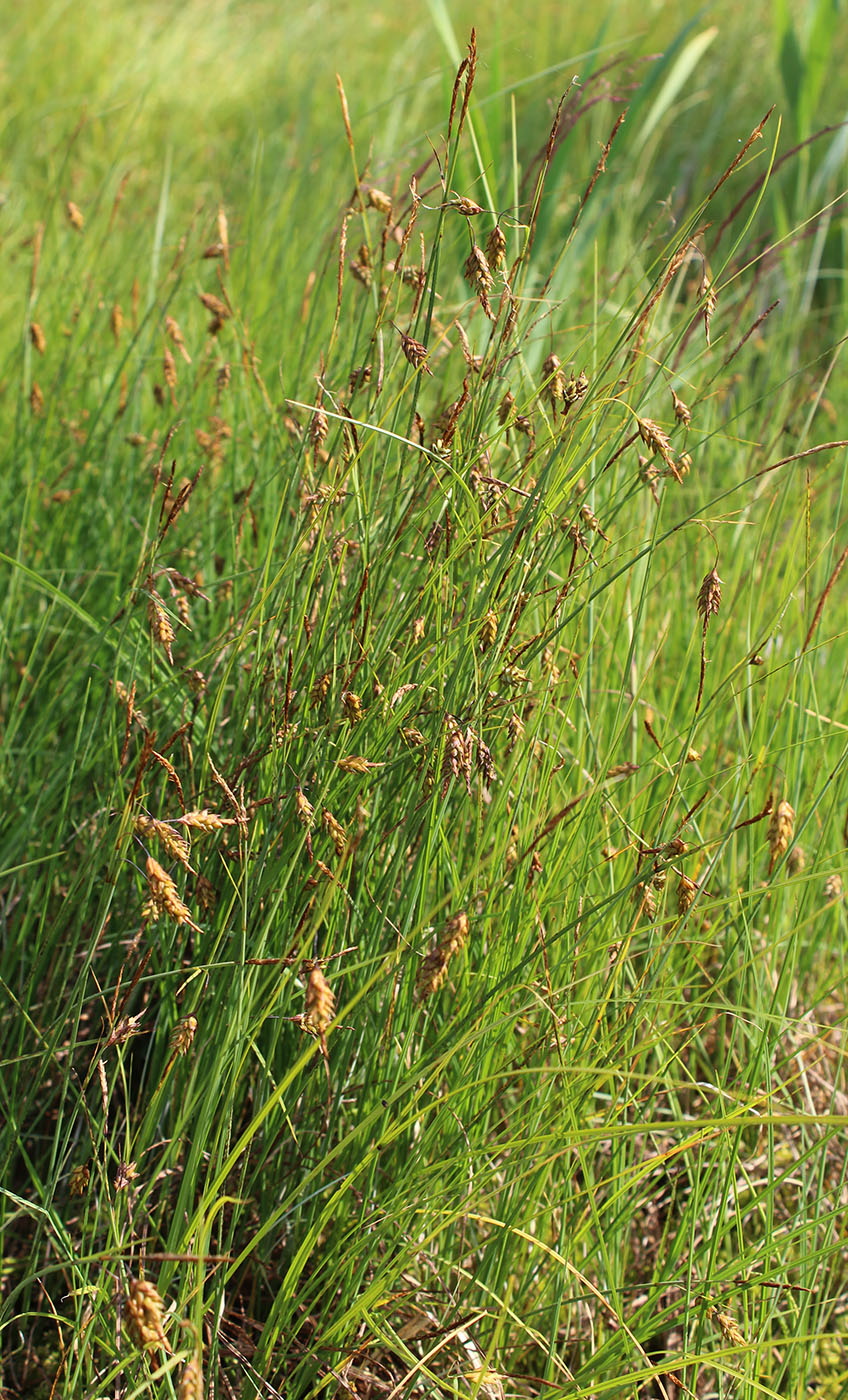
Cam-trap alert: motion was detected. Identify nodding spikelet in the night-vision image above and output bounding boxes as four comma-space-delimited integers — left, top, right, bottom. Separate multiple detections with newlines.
562, 370, 589, 415
216, 362, 230, 397
169, 1014, 198, 1057
30, 381, 44, 415
165, 315, 192, 363
463, 243, 495, 319
310, 403, 329, 448
198, 291, 229, 321
124, 1278, 171, 1354
416, 911, 470, 1002
145, 856, 200, 930
179, 809, 235, 833
787, 845, 805, 874
179, 1354, 204, 1400
634, 882, 658, 921
700, 273, 718, 346
671, 388, 692, 426
322, 807, 347, 856
311, 670, 331, 707
697, 568, 722, 625
342, 690, 363, 723
69, 1163, 90, 1196
497, 391, 515, 427
163, 348, 178, 399
507, 709, 525, 749
147, 593, 175, 664
824, 874, 843, 902
541, 353, 565, 409
485, 223, 507, 271
110, 303, 124, 344
133, 815, 192, 870
707, 1304, 745, 1349
394, 324, 433, 375
677, 874, 698, 916
337, 755, 381, 773
638, 417, 677, 474
304, 964, 335, 1036
366, 186, 393, 216
767, 798, 795, 872
29, 322, 46, 354
480, 609, 499, 651
295, 787, 314, 828
66, 200, 84, 232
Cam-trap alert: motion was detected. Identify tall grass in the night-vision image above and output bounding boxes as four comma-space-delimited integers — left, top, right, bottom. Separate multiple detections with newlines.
1, 4, 847, 1398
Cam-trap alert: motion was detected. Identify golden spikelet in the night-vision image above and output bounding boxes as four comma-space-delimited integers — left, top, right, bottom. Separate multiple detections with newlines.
295, 787, 314, 828
145, 856, 201, 931
337, 755, 381, 773
147, 594, 175, 664
66, 200, 84, 232
416, 911, 470, 1002
124, 1278, 171, 1354
304, 964, 335, 1036
485, 223, 507, 271
322, 807, 347, 856
480, 609, 498, 652
169, 1014, 198, 1057
69, 1163, 90, 1197
366, 186, 393, 216
697, 568, 722, 624
670, 388, 692, 426
395, 325, 433, 376
110, 302, 124, 344
198, 291, 229, 320
180, 809, 234, 833
133, 815, 192, 870
767, 798, 795, 873
541, 353, 565, 409
677, 874, 698, 916
342, 690, 363, 723
637, 417, 676, 474
463, 243, 494, 319
30, 381, 44, 416
179, 1354, 204, 1400
29, 322, 46, 354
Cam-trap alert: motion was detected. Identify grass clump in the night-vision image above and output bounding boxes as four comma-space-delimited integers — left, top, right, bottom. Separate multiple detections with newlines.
1, 6, 848, 1398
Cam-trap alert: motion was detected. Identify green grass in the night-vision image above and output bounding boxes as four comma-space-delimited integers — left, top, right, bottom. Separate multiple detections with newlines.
2, 3, 848, 1397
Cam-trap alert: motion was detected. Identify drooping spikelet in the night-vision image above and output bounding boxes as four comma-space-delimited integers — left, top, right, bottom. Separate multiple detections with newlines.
541, 353, 565, 409
463, 244, 495, 319
69, 1163, 90, 1197
480, 609, 499, 652
767, 799, 795, 873
697, 568, 722, 625
295, 787, 314, 828
395, 325, 433, 375
322, 807, 347, 856
670, 388, 692, 426
66, 200, 84, 232
342, 691, 363, 723
304, 964, 335, 1036
179, 1354, 204, 1400
144, 856, 200, 931
485, 223, 507, 271
29, 322, 46, 354
677, 874, 698, 916
637, 417, 677, 475
146, 593, 175, 664
124, 1277, 171, 1354
415, 911, 470, 1001
169, 1014, 198, 1058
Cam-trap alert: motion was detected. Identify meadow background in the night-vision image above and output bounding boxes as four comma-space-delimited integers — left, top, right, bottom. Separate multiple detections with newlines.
2, 0, 848, 1396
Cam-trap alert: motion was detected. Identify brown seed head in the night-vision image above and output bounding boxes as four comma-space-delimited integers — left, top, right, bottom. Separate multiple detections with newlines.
69, 1163, 90, 1197
179, 1354, 204, 1400
322, 807, 347, 856
638, 417, 676, 472
111, 303, 124, 344
169, 1014, 198, 1057
30, 322, 47, 354
497, 390, 515, 427
342, 690, 363, 723
147, 594, 175, 663
463, 244, 494, 319
697, 568, 722, 625
671, 388, 692, 426
485, 223, 507, 271
304, 964, 335, 1035
541, 353, 565, 409
366, 187, 393, 216
480, 609, 498, 652
677, 874, 698, 916
114, 1160, 138, 1191
295, 788, 314, 828
124, 1277, 171, 1354
66, 201, 84, 232
30, 381, 44, 415
767, 799, 795, 871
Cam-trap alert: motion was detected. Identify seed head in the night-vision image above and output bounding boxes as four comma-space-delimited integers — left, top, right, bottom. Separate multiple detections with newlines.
366, 187, 393, 216
198, 292, 229, 320
304, 964, 335, 1036
295, 787, 314, 828
697, 568, 722, 625
485, 223, 507, 271
30, 381, 44, 415
147, 594, 175, 664
463, 244, 494, 319
124, 1277, 171, 1354
30, 322, 46, 354
322, 807, 347, 856
179, 1354, 204, 1400
395, 325, 433, 375
637, 417, 676, 473
480, 609, 498, 652
497, 391, 515, 427
66, 201, 84, 232
145, 856, 200, 930
342, 690, 363, 723
169, 1014, 198, 1057
110, 303, 124, 344
767, 799, 795, 872
670, 388, 692, 426
677, 874, 698, 916
541, 353, 565, 409
69, 1163, 90, 1197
